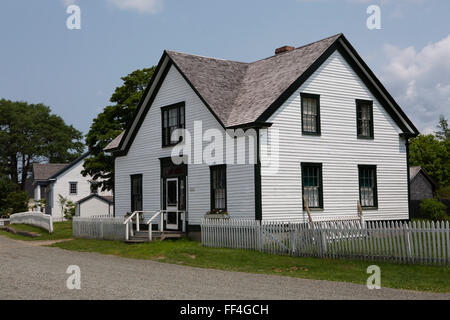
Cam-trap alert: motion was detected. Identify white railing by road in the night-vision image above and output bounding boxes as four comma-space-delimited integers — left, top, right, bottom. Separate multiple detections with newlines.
201, 218, 450, 266
10, 211, 53, 233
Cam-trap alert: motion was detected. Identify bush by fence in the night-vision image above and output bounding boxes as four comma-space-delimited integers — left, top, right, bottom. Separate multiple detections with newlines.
10, 211, 53, 233
72, 217, 126, 241
201, 218, 450, 266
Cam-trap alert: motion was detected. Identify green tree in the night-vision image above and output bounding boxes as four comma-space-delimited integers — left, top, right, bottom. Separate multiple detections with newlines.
0, 99, 84, 189
0, 174, 22, 215
3, 191, 28, 215
83, 67, 156, 191
409, 134, 450, 187
435, 115, 450, 141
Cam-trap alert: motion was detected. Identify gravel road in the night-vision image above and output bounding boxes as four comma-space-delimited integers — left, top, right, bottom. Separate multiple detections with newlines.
0, 235, 449, 300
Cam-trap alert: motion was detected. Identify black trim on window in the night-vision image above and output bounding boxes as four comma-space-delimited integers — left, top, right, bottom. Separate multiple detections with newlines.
130, 174, 143, 212
210, 165, 227, 211
301, 93, 321, 135
69, 182, 78, 195
356, 99, 374, 139
301, 162, 323, 209
161, 102, 185, 147
358, 165, 378, 209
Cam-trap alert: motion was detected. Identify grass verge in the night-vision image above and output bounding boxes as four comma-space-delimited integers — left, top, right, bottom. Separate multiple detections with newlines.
51, 237, 450, 293
0, 221, 72, 241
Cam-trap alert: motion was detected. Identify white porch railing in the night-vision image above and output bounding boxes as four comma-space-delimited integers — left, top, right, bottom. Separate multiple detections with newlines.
147, 211, 163, 241
124, 210, 187, 241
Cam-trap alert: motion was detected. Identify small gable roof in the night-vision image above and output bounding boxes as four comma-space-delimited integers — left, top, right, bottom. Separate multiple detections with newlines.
410, 166, 436, 187
77, 194, 114, 204
110, 33, 419, 154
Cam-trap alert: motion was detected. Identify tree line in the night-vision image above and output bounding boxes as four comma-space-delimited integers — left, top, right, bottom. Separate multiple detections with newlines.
0, 99, 83, 215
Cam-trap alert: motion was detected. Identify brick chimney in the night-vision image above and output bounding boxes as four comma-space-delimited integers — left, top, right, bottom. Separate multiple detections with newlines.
275, 45, 295, 55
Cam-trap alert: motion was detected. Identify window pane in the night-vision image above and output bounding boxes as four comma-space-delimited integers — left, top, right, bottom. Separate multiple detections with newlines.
302, 97, 318, 133
162, 104, 184, 146
131, 175, 142, 211
167, 180, 177, 206
357, 103, 372, 137
70, 182, 77, 194
302, 164, 322, 208
359, 167, 376, 207
211, 166, 226, 210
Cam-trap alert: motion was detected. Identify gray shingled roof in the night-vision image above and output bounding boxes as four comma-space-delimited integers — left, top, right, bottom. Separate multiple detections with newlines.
104, 131, 125, 151
100, 195, 114, 203
167, 33, 341, 127
105, 34, 342, 150
113, 33, 418, 152
32, 163, 68, 181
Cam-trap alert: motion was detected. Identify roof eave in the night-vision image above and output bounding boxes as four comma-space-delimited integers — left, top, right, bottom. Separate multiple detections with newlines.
48, 152, 90, 180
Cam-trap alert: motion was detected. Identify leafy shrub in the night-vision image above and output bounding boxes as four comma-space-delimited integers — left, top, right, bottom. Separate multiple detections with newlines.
419, 198, 448, 221
63, 200, 76, 220
437, 185, 450, 199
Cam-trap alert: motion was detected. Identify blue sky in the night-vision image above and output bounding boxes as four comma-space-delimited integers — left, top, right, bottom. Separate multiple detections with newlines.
0, 0, 449, 136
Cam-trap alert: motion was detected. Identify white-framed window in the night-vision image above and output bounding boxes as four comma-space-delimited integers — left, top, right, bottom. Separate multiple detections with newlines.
69, 182, 78, 195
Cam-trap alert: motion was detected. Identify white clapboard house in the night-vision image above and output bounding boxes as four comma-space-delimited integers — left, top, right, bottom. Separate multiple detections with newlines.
31, 153, 113, 220
105, 34, 419, 238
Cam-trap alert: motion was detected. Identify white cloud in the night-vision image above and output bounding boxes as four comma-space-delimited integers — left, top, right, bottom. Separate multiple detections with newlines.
106, 0, 163, 14
381, 35, 450, 134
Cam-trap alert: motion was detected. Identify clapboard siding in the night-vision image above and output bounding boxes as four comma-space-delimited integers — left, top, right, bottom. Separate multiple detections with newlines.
114, 65, 255, 224
261, 51, 408, 222
77, 197, 112, 218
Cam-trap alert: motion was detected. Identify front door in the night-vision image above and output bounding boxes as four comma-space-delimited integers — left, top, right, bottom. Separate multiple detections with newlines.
165, 178, 178, 230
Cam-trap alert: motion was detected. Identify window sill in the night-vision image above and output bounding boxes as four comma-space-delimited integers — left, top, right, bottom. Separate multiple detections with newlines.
304, 208, 324, 212
302, 132, 321, 136
357, 135, 374, 140
361, 207, 378, 211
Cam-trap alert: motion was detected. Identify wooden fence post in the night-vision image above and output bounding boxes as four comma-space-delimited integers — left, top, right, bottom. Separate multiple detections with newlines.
303, 196, 313, 223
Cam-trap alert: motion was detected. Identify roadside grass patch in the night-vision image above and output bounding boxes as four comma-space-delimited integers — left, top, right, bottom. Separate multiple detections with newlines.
51, 237, 450, 293
0, 221, 72, 241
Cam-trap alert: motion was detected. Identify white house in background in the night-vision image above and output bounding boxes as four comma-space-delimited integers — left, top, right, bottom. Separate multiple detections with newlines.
31, 153, 113, 220
104, 33, 419, 238
75, 194, 114, 218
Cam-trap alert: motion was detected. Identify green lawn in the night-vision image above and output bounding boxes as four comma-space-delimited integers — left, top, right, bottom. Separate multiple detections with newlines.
0, 221, 72, 241
51, 237, 450, 293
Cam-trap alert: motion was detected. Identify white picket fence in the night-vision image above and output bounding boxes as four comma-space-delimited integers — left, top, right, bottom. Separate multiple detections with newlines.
73, 217, 126, 241
10, 211, 53, 233
201, 218, 450, 266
